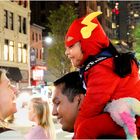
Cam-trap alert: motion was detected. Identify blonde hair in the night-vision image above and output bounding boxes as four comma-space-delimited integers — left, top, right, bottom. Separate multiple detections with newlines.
31, 97, 56, 140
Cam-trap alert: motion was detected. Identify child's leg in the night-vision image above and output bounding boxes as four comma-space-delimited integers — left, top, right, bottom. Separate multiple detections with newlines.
74, 113, 125, 139
120, 112, 137, 140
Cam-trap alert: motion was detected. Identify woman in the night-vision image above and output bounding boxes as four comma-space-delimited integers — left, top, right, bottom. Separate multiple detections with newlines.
0, 69, 23, 139
25, 97, 56, 140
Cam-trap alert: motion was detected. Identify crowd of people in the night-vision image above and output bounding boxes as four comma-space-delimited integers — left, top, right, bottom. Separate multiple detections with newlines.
1, 11, 140, 140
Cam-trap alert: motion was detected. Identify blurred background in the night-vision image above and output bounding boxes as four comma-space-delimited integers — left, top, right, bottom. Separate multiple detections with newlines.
0, 1, 140, 139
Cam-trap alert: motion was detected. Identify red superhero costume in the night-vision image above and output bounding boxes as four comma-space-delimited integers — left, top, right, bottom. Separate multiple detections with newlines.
65, 12, 140, 139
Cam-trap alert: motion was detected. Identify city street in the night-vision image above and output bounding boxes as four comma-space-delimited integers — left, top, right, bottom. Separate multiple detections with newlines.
1, 1, 140, 140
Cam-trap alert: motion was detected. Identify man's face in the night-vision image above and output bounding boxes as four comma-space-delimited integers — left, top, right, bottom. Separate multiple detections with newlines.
52, 85, 81, 132
0, 73, 17, 119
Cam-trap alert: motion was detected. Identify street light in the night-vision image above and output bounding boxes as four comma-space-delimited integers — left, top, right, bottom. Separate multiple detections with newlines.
45, 36, 53, 45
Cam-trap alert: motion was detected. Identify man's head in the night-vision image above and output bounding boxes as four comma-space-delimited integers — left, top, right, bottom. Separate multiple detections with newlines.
65, 12, 109, 67
52, 71, 86, 132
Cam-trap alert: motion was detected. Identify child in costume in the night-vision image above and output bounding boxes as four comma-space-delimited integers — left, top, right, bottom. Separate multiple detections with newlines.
65, 11, 140, 139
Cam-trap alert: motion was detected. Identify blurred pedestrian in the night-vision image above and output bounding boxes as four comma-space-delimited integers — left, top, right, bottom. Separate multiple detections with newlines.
64, 11, 140, 139
25, 97, 56, 140
0, 69, 23, 139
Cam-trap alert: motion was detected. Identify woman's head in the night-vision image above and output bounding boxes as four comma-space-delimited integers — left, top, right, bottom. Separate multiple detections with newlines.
65, 12, 109, 67
28, 97, 50, 126
0, 69, 17, 120
28, 97, 56, 140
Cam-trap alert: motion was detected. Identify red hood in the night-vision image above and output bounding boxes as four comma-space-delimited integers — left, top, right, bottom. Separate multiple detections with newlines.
65, 12, 109, 65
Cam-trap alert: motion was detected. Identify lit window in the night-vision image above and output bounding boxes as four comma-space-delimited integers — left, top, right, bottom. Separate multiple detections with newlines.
18, 43, 22, 62
42, 48, 44, 54
107, 9, 110, 17
112, 23, 116, 29
97, 6, 101, 12
22, 44, 27, 63
9, 41, 14, 61
134, 13, 139, 18
33, 69, 44, 80
18, 43, 27, 63
4, 45, 8, 60
131, 25, 135, 29
4, 40, 9, 60
4, 40, 14, 61
130, 11, 134, 15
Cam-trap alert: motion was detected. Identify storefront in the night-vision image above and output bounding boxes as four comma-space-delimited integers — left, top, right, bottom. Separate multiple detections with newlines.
31, 66, 46, 86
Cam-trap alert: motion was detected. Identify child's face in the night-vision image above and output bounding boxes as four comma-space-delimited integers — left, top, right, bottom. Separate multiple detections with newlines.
65, 42, 83, 67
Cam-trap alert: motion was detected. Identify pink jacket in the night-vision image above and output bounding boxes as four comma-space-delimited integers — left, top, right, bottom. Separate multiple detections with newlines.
25, 125, 50, 140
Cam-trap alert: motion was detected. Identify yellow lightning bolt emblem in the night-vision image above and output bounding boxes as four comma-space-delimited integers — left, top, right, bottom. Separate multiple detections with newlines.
81, 12, 102, 39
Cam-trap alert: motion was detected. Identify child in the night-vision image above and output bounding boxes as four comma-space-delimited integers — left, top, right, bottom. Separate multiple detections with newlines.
65, 11, 140, 139
25, 97, 56, 140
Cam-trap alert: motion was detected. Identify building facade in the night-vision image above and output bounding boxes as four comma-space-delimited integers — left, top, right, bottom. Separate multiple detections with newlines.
30, 24, 46, 86
0, 0, 30, 88
127, 1, 140, 45
86, 1, 113, 42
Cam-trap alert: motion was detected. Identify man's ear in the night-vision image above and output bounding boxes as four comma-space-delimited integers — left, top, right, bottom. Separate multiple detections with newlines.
75, 94, 85, 110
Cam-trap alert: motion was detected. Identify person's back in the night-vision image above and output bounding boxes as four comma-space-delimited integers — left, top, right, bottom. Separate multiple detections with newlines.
25, 125, 50, 140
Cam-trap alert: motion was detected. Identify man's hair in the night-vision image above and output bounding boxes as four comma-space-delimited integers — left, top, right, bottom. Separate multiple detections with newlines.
53, 71, 86, 102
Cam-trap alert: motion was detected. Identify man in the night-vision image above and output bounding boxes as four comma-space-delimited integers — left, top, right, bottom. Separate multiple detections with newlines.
52, 71, 85, 132
52, 72, 121, 139
52, 71, 140, 139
